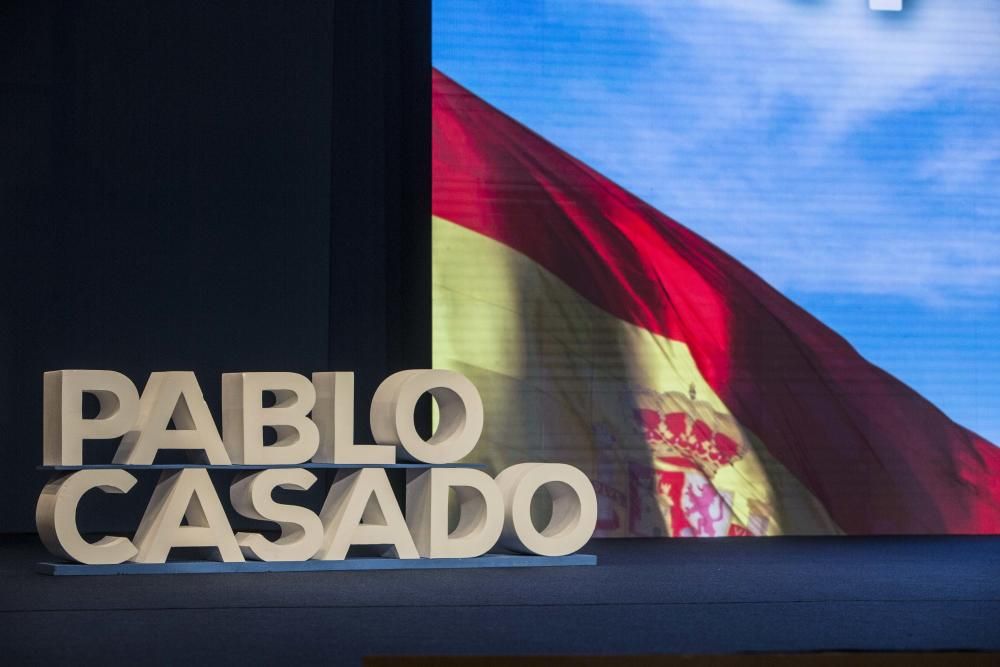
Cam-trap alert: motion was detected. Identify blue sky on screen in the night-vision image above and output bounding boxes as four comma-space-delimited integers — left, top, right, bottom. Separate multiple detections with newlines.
433, 0, 1000, 444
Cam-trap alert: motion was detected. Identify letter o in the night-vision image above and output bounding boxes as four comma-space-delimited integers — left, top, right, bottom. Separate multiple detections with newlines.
370, 370, 483, 464
495, 463, 597, 557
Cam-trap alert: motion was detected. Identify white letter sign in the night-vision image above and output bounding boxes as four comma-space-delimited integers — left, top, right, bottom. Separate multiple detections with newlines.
43, 370, 139, 466
316, 468, 418, 560
406, 467, 504, 558
370, 369, 483, 464
36, 369, 598, 571
495, 463, 598, 557
312, 372, 395, 465
115, 372, 230, 465
36, 469, 138, 564
222, 372, 320, 464
230, 468, 323, 561
132, 468, 243, 563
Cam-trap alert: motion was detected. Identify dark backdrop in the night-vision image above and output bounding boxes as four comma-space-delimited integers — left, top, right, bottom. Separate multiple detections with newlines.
0, 0, 430, 533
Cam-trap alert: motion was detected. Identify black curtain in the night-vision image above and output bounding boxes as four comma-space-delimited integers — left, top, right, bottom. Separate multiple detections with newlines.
0, 0, 430, 533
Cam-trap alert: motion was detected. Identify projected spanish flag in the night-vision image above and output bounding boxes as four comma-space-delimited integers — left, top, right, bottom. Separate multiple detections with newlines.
431, 69, 1000, 536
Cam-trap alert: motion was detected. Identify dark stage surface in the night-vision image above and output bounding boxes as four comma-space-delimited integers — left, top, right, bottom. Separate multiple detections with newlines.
1, 536, 998, 664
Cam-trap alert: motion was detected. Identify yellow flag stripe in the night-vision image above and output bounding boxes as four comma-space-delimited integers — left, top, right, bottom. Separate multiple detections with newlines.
433, 215, 840, 537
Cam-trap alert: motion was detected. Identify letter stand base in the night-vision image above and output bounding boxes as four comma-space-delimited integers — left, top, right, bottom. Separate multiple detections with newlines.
37, 553, 597, 575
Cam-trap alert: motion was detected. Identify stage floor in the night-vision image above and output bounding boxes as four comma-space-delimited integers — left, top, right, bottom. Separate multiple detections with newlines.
1, 535, 997, 664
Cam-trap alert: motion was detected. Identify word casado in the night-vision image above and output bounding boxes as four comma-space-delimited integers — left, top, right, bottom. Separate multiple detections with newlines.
37, 370, 597, 565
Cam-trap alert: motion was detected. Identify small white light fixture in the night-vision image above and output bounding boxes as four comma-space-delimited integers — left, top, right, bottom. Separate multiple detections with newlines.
869, 0, 903, 11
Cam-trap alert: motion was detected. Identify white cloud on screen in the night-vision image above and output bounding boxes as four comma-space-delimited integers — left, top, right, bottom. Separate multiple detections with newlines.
672, 0, 999, 138
535, 0, 1000, 306
918, 134, 1000, 195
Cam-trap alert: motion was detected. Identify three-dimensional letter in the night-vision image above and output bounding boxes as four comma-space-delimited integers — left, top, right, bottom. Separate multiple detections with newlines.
44, 370, 139, 465
312, 372, 394, 464
230, 468, 323, 561
315, 468, 417, 560
132, 468, 243, 563
406, 468, 503, 558
36, 469, 138, 564
370, 370, 483, 464
114, 372, 230, 464
222, 372, 319, 464
495, 463, 597, 557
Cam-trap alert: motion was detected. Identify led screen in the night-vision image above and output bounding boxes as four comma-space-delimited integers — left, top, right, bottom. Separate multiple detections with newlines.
432, 1, 1000, 536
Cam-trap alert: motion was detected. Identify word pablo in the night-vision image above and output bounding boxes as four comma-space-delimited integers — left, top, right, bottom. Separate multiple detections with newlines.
37, 370, 597, 565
